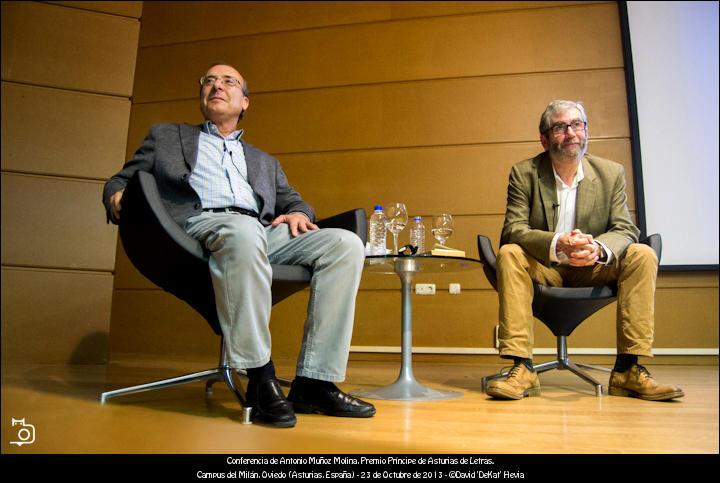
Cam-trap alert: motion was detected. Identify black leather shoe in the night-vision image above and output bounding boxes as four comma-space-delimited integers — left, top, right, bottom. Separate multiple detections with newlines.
287, 379, 376, 418
245, 378, 296, 428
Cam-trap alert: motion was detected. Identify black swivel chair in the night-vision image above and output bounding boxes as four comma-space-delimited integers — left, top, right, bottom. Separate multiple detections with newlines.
477, 233, 661, 396
100, 171, 367, 412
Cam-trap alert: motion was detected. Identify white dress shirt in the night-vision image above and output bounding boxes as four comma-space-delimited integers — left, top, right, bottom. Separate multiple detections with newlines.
549, 162, 612, 265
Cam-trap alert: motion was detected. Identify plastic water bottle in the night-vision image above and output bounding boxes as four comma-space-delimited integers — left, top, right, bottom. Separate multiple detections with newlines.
409, 216, 426, 254
368, 205, 387, 255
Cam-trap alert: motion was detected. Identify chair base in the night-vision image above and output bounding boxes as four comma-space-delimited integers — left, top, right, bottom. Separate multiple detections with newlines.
99, 340, 291, 424
481, 336, 610, 397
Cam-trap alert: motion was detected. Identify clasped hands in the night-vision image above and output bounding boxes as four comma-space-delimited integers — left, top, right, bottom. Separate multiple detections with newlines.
556, 229, 601, 267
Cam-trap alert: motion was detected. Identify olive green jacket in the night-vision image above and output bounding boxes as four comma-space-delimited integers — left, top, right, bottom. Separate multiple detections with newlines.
500, 151, 639, 265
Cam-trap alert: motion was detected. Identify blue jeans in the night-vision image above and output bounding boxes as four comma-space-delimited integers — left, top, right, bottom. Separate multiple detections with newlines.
185, 212, 365, 381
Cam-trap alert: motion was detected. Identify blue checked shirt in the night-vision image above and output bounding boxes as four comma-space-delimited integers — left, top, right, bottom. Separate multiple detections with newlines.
189, 121, 260, 212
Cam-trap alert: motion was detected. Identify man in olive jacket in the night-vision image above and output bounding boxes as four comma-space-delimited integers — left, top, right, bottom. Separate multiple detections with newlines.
486, 100, 683, 402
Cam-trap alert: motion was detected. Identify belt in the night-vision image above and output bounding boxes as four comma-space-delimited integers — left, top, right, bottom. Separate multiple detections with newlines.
203, 207, 260, 218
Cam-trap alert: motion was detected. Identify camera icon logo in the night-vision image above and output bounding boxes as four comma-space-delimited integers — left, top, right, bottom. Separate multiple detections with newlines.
10, 418, 36, 447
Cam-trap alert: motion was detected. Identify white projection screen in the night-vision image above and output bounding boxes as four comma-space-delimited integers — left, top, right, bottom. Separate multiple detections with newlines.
622, 1, 719, 269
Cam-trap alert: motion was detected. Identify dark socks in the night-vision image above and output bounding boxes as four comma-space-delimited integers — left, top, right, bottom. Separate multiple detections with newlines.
613, 354, 638, 373
246, 360, 276, 384
513, 357, 535, 372
293, 376, 333, 389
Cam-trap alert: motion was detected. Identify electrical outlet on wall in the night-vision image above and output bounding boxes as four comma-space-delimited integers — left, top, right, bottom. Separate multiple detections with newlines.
415, 283, 436, 295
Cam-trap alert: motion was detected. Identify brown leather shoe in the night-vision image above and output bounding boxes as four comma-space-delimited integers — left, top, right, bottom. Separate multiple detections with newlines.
486, 364, 540, 400
609, 364, 684, 401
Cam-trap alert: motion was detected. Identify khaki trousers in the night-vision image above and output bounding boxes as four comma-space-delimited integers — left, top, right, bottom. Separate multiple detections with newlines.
496, 243, 658, 359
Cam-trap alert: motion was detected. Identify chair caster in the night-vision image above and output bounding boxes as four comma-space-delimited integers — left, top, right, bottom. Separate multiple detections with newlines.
242, 406, 253, 425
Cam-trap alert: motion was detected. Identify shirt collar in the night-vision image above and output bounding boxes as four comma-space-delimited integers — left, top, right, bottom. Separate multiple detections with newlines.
202, 120, 244, 141
552, 160, 584, 189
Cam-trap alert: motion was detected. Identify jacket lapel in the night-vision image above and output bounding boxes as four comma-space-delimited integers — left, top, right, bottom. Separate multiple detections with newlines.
575, 156, 597, 233
242, 140, 260, 189
241, 140, 267, 214
179, 124, 201, 171
538, 154, 558, 231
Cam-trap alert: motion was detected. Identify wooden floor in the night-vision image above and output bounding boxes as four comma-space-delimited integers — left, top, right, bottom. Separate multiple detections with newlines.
2, 356, 717, 454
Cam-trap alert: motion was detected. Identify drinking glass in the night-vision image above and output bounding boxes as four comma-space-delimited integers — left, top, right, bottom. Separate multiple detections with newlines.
385, 203, 408, 255
432, 214, 454, 246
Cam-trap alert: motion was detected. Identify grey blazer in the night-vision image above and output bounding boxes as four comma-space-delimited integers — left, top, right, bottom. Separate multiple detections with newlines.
103, 123, 315, 227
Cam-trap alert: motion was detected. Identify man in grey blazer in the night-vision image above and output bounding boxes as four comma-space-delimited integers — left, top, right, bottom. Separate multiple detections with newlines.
103, 63, 375, 427
486, 100, 683, 402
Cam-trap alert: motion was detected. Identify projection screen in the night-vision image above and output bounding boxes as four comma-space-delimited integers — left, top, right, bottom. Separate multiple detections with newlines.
621, 1, 718, 269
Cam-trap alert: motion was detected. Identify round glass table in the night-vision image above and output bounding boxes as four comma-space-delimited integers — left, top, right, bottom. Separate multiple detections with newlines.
353, 254, 482, 401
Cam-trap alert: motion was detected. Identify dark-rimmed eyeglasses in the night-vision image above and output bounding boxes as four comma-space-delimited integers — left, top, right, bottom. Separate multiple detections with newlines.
547, 120, 586, 136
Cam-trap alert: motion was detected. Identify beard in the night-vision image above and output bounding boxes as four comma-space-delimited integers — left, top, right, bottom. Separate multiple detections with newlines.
548, 136, 587, 162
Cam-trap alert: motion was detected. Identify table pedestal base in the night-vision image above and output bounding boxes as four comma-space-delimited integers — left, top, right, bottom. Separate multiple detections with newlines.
353, 257, 464, 401
353, 378, 462, 401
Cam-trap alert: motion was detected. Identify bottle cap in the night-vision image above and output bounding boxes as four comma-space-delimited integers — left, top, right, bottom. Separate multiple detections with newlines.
414, 216, 422, 222
374, 205, 383, 211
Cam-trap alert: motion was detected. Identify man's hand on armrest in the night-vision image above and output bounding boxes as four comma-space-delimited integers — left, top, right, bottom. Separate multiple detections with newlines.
110, 189, 125, 221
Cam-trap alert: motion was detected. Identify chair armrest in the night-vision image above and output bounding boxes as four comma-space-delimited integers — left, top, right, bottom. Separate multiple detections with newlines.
477, 235, 497, 269
316, 208, 368, 245
476, 235, 498, 290
640, 233, 662, 263
133, 172, 208, 261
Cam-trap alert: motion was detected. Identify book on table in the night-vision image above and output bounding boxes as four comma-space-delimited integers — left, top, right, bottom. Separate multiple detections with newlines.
430, 244, 465, 257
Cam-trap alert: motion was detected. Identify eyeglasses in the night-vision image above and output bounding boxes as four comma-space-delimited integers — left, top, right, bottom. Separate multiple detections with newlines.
199, 75, 243, 89
547, 120, 586, 136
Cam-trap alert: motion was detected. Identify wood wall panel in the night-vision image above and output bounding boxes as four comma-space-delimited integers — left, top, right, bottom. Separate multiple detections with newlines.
1, 267, 114, 364
248, 70, 629, 153
1, 174, 117, 271
133, 2, 620, 101
109, 290, 218, 359
1, 82, 131, 179
1, 2, 139, 96
656, 272, 719, 289
279, 138, 635, 220
47, 1, 143, 18
0, 2, 139, 364
653, 288, 719, 348
127, 69, 630, 157
353, 290, 496, 348
138, 1, 599, 47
